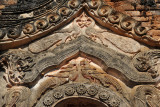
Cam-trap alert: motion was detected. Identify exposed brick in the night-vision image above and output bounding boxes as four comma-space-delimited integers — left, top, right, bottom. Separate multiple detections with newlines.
148, 30, 160, 36
132, 17, 149, 22
125, 11, 141, 16
141, 22, 152, 27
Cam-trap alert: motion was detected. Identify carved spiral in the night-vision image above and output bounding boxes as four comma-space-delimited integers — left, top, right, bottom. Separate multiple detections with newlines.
0, 29, 6, 39
98, 5, 112, 17
99, 92, 110, 101
35, 19, 48, 29
134, 25, 148, 35
68, 0, 80, 8
58, 7, 71, 16
120, 17, 135, 31
108, 12, 121, 24
76, 84, 87, 95
87, 86, 98, 96
87, 0, 101, 9
7, 27, 21, 39
23, 23, 35, 34
65, 86, 75, 96
43, 95, 54, 106
53, 91, 64, 99
47, 13, 61, 23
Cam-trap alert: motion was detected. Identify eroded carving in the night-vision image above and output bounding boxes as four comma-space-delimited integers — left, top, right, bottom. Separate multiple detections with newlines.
35, 83, 130, 107
45, 57, 125, 97
0, 1, 160, 107
43, 95, 54, 106
29, 12, 141, 54
133, 50, 160, 78
0, 50, 35, 86
132, 85, 160, 107
3, 86, 30, 107
31, 36, 153, 84
65, 86, 75, 96
87, 86, 98, 96
76, 84, 87, 95
1, 0, 158, 51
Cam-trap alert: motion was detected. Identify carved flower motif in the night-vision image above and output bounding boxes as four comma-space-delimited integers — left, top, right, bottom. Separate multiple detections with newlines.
53, 91, 64, 99
76, 84, 87, 95
43, 95, 54, 106
87, 86, 98, 96
109, 97, 120, 107
65, 86, 75, 96
99, 92, 110, 101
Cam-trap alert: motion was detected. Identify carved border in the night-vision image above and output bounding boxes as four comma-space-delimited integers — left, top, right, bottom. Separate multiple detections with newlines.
35, 83, 130, 107
28, 36, 154, 84
0, 0, 159, 51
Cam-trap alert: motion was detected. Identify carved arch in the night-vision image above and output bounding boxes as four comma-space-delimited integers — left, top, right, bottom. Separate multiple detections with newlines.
0, 0, 158, 51
33, 83, 131, 107
28, 36, 154, 84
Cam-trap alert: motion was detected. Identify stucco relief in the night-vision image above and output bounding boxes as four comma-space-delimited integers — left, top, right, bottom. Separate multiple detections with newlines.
1, 48, 160, 107
0, 0, 160, 107
29, 12, 141, 56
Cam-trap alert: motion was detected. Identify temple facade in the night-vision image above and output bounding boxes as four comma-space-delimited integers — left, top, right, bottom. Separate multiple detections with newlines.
0, 0, 160, 107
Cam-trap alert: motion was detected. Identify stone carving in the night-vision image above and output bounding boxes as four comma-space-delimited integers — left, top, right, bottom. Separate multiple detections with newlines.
76, 84, 87, 95
1, 0, 157, 51
0, 0, 160, 107
3, 86, 30, 107
87, 86, 98, 96
99, 91, 110, 101
31, 36, 154, 84
23, 23, 35, 34
1, 36, 147, 86
0, 50, 35, 86
0, 45, 158, 107
35, 83, 130, 107
53, 90, 64, 99
29, 12, 141, 54
65, 86, 75, 96
109, 96, 120, 107
131, 85, 160, 107
35, 19, 48, 30
133, 50, 160, 78
27, 76, 68, 106
44, 57, 125, 97
7, 27, 21, 39
43, 95, 54, 106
